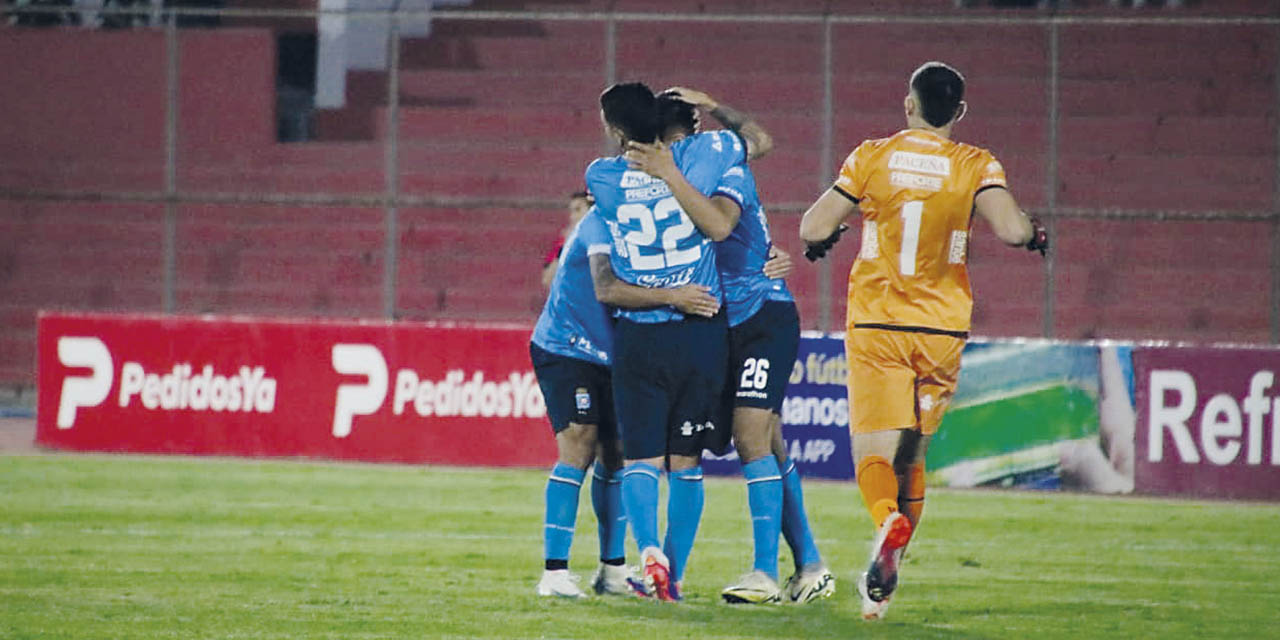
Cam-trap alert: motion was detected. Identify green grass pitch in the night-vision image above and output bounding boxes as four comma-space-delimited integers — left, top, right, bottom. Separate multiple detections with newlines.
2, 454, 1278, 639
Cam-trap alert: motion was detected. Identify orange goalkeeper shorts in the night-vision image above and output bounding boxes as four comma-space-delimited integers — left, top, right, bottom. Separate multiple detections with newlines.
845, 327, 965, 435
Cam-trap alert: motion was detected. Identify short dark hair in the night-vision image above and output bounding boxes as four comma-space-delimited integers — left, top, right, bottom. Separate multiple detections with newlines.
600, 82, 660, 144
909, 62, 965, 128
569, 191, 591, 202
656, 90, 698, 137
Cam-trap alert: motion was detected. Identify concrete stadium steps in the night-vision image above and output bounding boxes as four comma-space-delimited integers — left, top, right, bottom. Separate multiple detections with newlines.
345, 69, 603, 109
1058, 24, 1278, 81
1054, 304, 1270, 344
1059, 116, 1276, 156
395, 205, 559, 321
1056, 154, 1273, 210
171, 204, 385, 316
400, 20, 607, 73
1057, 78, 1273, 118
1051, 218, 1271, 341
465, 0, 962, 14
831, 23, 1049, 79
0, 200, 168, 384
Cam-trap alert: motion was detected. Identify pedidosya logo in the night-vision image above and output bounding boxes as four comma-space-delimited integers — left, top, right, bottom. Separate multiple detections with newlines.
55, 336, 278, 429
330, 344, 546, 438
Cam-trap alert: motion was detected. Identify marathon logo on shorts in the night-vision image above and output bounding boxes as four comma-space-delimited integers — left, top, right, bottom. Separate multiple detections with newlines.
575, 387, 591, 412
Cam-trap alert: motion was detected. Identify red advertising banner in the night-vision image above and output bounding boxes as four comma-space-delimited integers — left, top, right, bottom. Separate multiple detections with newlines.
36, 312, 556, 466
1133, 346, 1280, 500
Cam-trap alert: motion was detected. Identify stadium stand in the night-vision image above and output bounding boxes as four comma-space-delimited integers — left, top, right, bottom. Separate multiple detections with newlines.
0, 0, 1276, 385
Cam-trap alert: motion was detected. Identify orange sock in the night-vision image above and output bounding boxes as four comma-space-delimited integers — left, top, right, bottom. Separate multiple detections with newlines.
899, 462, 926, 530
855, 455, 899, 528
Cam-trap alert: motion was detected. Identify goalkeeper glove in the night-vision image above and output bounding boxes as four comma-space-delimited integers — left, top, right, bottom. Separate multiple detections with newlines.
804, 224, 849, 262
1025, 216, 1049, 256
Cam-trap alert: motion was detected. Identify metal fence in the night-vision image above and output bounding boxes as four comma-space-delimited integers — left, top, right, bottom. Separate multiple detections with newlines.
1, 5, 1277, 345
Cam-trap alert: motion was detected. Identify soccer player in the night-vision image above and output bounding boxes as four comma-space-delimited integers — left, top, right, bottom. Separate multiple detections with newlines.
540, 191, 593, 289
798, 61, 1048, 620
585, 82, 746, 602
531, 203, 720, 598
633, 88, 835, 605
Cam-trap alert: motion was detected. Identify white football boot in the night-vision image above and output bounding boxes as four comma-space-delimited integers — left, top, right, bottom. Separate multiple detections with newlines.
589, 562, 645, 596
783, 566, 836, 603
535, 569, 587, 598
721, 570, 782, 604
859, 511, 913, 620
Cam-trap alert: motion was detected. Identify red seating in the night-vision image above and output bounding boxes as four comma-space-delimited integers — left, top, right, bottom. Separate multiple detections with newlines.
1, 2, 1277, 384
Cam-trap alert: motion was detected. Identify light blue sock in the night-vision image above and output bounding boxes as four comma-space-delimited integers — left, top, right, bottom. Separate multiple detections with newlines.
662, 466, 704, 584
742, 456, 783, 580
590, 462, 626, 562
621, 462, 662, 554
781, 459, 823, 570
544, 462, 586, 564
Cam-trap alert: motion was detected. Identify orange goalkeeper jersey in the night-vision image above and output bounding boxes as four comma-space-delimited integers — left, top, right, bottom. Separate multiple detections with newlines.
833, 128, 1007, 334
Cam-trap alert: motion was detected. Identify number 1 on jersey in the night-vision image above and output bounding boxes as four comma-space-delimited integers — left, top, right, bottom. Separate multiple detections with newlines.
899, 201, 923, 276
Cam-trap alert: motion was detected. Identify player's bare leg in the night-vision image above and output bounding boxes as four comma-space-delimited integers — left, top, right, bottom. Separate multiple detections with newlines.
538, 423, 598, 598
852, 428, 915, 619
722, 407, 783, 604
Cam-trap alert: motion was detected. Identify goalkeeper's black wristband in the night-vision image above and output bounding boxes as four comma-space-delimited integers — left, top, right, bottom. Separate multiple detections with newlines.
1025, 216, 1049, 256
804, 224, 849, 262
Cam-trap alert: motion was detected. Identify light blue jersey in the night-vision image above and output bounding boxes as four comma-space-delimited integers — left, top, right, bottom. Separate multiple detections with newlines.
531, 209, 614, 365
585, 130, 746, 323
714, 163, 794, 327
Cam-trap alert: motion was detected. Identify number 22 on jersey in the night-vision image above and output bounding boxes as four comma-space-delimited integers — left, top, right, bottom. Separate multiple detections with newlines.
616, 196, 701, 271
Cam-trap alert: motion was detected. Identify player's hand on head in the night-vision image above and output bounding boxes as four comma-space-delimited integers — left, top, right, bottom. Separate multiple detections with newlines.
762, 246, 794, 280
667, 284, 720, 318
664, 86, 716, 110
625, 141, 678, 181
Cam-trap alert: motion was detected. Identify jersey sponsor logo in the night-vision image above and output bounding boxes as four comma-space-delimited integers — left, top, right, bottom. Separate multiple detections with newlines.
624, 183, 673, 202
904, 135, 943, 148
948, 230, 968, 265
887, 151, 951, 177
620, 170, 661, 189
859, 222, 879, 260
634, 265, 697, 288
890, 171, 943, 192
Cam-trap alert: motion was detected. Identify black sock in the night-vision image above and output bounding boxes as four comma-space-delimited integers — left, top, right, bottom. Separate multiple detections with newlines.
602, 557, 625, 567
545, 559, 568, 571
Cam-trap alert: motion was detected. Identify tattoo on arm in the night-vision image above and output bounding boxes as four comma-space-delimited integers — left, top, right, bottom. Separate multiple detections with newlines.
710, 103, 772, 161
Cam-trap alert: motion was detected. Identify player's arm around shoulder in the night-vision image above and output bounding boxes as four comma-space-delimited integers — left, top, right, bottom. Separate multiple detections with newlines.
624, 141, 741, 241
588, 254, 720, 317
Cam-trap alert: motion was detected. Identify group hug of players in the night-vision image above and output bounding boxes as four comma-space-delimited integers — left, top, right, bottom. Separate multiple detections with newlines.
529, 62, 1048, 620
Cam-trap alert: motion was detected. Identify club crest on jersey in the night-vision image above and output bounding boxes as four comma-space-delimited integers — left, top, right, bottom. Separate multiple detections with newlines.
575, 387, 591, 411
